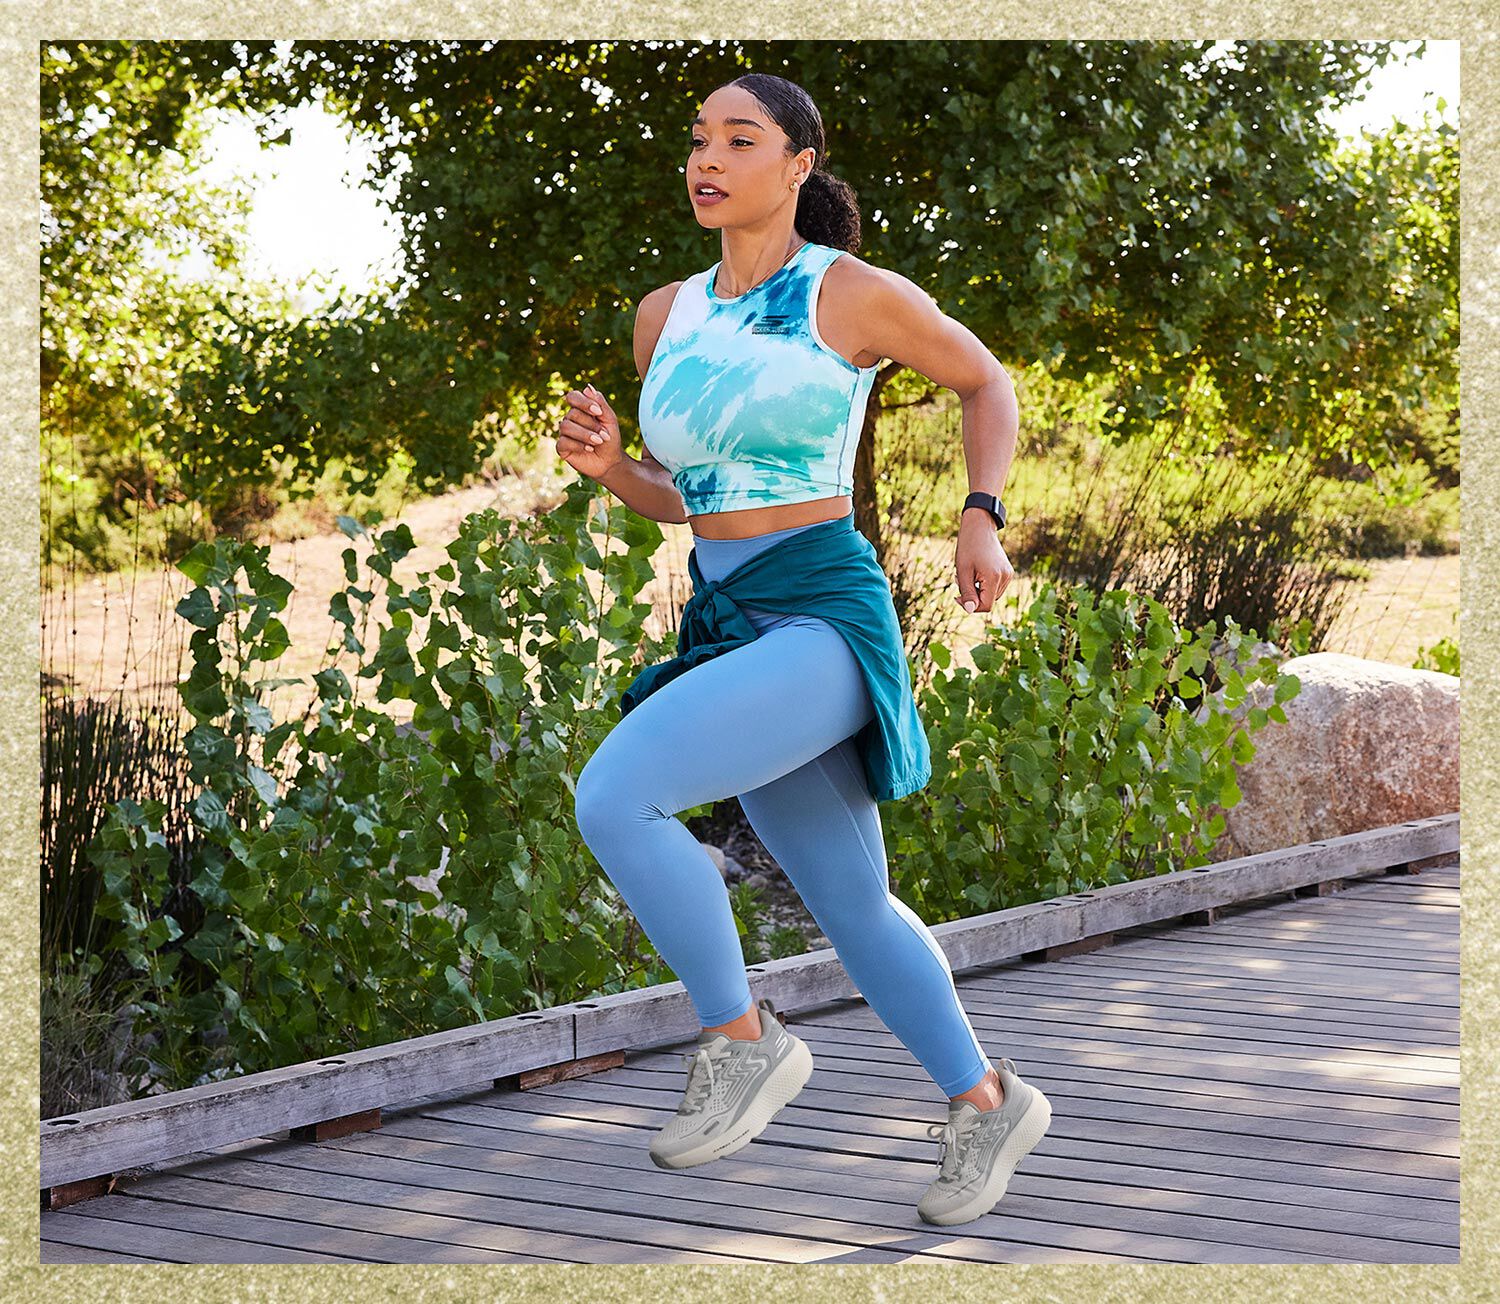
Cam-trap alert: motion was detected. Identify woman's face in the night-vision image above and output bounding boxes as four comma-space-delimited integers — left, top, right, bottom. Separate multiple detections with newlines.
687, 85, 814, 229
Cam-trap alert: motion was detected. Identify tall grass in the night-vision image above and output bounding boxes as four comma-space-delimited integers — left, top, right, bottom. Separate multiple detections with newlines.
870, 392, 1435, 680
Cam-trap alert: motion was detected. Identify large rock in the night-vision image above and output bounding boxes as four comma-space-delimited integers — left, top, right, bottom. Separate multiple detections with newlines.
1204, 651, 1459, 860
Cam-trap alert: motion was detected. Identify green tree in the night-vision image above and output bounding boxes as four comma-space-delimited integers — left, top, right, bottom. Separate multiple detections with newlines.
46, 40, 1456, 559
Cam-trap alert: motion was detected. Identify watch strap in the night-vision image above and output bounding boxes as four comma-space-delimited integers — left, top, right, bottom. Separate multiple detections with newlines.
963, 491, 1006, 531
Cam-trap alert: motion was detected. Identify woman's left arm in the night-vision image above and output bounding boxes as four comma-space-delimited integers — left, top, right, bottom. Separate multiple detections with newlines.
851, 265, 1019, 615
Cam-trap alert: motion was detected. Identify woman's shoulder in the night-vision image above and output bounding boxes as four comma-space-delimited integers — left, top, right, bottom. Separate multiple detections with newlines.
633, 279, 689, 380
819, 245, 903, 297
823, 248, 914, 325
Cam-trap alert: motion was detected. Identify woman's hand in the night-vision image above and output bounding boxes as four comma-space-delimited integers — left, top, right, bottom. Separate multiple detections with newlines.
556, 383, 624, 482
955, 510, 1015, 614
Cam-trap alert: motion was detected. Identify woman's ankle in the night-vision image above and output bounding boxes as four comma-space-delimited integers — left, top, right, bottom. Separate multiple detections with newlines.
952, 1066, 1004, 1111
704, 1001, 762, 1041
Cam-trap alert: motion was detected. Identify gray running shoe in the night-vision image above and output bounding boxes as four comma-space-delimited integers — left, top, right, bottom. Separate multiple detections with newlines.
648, 996, 814, 1170
916, 1057, 1053, 1225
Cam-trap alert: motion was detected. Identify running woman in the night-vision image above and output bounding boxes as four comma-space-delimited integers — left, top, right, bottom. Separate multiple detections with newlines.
555, 72, 1050, 1226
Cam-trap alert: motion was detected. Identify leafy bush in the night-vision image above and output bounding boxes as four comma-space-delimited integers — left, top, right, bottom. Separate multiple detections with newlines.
83, 474, 1299, 1096
1415, 616, 1460, 676
884, 582, 1300, 920
87, 477, 688, 1091
42, 692, 195, 973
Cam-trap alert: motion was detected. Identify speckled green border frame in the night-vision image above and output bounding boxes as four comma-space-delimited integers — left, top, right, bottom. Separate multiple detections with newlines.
3, 15, 1486, 1298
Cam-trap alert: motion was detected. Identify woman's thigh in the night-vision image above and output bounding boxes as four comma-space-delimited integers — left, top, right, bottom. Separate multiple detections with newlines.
580, 616, 875, 819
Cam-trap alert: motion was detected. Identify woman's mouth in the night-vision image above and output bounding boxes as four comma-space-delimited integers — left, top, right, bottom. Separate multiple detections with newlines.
693, 183, 729, 206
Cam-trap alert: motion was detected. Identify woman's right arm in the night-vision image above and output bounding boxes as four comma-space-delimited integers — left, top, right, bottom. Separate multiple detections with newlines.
597, 446, 689, 525
594, 283, 689, 525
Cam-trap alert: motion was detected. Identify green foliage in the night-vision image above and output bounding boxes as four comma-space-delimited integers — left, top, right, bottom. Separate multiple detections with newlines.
45, 40, 1456, 527
86, 477, 681, 1090
1319, 457, 1459, 558
884, 584, 1298, 919
1415, 615, 1460, 676
724, 879, 814, 966
41, 692, 198, 973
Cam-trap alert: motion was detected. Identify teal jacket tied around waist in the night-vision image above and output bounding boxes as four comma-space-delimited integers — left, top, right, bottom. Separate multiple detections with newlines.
618, 512, 933, 803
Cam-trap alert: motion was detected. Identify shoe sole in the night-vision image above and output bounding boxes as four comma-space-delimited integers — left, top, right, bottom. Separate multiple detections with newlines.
649, 1034, 815, 1170
917, 1086, 1054, 1226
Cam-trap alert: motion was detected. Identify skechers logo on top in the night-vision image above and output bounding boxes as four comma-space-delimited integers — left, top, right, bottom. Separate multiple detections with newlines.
750, 314, 796, 335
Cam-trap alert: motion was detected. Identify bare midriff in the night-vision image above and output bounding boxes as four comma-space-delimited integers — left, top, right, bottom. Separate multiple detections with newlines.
687, 493, 854, 540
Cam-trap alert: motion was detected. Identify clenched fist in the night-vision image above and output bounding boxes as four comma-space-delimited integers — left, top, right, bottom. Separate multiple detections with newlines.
556, 383, 624, 483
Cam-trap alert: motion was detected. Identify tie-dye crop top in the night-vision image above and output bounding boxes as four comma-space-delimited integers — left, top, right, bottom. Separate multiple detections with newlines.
637, 240, 881, 516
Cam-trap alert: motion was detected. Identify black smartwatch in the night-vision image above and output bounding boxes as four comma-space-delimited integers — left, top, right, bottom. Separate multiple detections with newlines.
963, 491, 1007, 531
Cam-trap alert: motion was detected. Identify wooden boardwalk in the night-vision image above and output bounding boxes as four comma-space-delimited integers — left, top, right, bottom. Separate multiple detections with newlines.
41, 857, 1459, 1265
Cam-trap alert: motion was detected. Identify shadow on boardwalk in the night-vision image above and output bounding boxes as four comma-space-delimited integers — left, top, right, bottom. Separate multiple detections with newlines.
41, 858, 1459, 1265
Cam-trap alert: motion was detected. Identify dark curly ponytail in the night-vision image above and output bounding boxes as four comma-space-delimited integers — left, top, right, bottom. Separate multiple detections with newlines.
727, 72, 862, 253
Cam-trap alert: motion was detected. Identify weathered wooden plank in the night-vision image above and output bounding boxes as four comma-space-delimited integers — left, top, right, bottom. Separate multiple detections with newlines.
1104, 934, 1458, 975
97, 1168, 926, 1266
40, 1203, 350, 1263
1177, 920, 1458, 953
382, 1101, 1456, 1214
332, 1122, 1458, 1248
957, 955, 1461, 1009
237, 1120, 1456, 1263
954, 972, 1461, 1037
1169, 913, 1460, 946
158, 1134, 1357, 1266
1243, 890, 1462, 919
1260, 906, 1458, 936
1034, 952, 1458, 1004
1332, 888, 1459, 909
47, 1188, 611, 1264
39, 1238, 172, 1264
942, 986, 1462, 1053
192, 1142, 1159, 1263
41, 1005, 575, 1189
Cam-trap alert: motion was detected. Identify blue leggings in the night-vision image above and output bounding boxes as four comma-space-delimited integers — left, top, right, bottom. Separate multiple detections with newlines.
575, 515, 994, 1097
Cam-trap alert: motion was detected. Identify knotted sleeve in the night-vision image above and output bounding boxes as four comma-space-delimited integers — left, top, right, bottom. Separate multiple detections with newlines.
618, 578, 763, 717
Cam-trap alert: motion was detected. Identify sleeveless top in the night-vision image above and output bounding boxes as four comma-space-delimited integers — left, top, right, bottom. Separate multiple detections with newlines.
637, 240, 881, 516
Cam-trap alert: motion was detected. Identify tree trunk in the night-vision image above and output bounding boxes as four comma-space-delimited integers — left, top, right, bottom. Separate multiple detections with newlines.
852, 363, 900, 564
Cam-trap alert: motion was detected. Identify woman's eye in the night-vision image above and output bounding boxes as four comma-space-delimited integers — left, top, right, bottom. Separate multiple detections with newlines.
689, 138, 753, 148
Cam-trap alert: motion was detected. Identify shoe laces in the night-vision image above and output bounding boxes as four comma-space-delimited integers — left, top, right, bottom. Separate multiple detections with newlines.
926, 1112, 983, 1184
679, 1043, 727, 1114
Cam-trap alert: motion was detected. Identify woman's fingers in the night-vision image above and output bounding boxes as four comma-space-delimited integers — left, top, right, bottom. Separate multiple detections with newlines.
559, 415, 606, 445
584, 382, 612, 416
563, 393, 611, 437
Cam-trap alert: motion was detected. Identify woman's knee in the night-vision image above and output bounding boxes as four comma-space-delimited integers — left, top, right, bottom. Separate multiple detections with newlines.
574, 739, 668, 841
